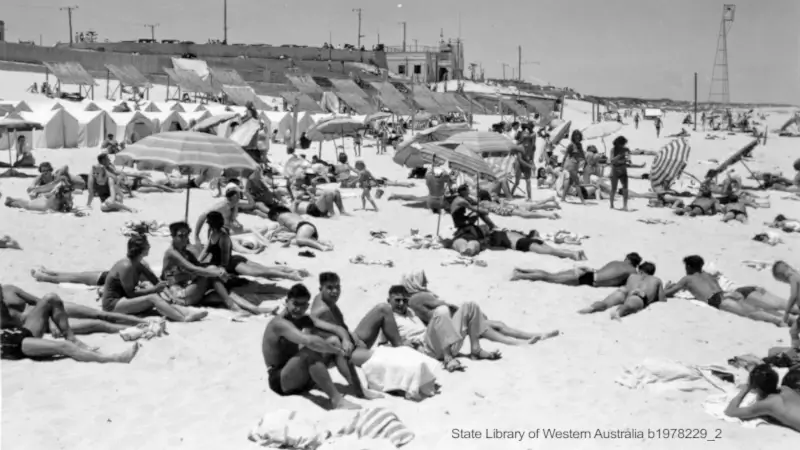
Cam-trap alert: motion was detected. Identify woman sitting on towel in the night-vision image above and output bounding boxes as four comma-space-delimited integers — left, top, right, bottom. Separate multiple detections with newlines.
486, 229, 586, 260
5, 174, 75, 213
400, 270, 560, 346
199, 211, 308, 283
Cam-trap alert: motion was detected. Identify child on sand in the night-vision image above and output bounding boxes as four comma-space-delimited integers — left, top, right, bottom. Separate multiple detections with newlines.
355, 160, 379, 211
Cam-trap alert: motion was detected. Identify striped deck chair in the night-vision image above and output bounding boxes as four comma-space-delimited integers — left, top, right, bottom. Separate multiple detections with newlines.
650, 138, 691, 191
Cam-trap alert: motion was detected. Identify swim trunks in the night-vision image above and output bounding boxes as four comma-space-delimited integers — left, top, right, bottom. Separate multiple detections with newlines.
515, 237, 544, 251
97, 271, 109, 286
0, 327, 33, 360
707, 291, 723, 309
267, 365, 315, 396
628, 289, 650, 306
577, 270, 595, 286
734, 286, 758, 298
306, 203, 324, 218
296, 221, 319, 240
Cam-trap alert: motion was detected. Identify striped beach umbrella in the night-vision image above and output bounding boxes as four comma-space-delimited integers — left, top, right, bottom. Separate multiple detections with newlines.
442, 130, 518, 154
650, 138, 691, 189
396, 123, 472, 151
114, 131, 259, 220
393, 142, 496, 179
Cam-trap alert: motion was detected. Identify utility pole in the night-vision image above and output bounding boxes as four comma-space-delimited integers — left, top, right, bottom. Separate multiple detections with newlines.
60, 6, 78, 46
413, 39, 418, 51
144, 23, 160, 41
223, 0, 228, 44
399, 21, 407, 52
352, 8, 364, 49
518, 45, 522, 81
502, 63, 509, 80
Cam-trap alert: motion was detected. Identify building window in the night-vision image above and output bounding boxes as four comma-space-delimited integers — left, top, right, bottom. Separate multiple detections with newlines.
398, 65, 406, 75
414, 65, 422, 74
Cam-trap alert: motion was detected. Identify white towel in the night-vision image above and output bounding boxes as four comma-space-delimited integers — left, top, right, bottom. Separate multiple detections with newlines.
615, 358, 739, 393
703, 391, 769, 428
361, 346, 439, 401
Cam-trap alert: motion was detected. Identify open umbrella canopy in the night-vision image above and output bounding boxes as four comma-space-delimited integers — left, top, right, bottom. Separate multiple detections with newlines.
114, 131, 259, 176
364, 112, 392, 124
581, 121, 622, 140
191, 112, 240, 132
442, 130, 518, 155
650, 138, 691, 189
393, 142, 496, 179
305, 116, 365, 141
0, 113, 43, 132
396, 123, 471, 151
707, 139, 759, 178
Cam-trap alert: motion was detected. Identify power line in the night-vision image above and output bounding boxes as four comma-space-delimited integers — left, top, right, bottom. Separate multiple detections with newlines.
59, 5, 79, 46
144, 23, 160, 41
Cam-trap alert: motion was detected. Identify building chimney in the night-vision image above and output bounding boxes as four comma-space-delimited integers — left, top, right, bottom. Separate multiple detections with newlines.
0, 21, 5, 42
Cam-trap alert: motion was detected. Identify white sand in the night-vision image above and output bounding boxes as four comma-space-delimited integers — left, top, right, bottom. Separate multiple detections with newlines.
2, 69, 799, 449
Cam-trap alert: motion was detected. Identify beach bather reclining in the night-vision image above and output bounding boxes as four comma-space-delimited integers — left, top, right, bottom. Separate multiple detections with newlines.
261, 283, 363, 410
673, 186, 720, 217
724, 364, 800, 432
267, 204, 333, 251
5, 175, 75, 213
511, 252, 642, 286
1, 285, 139, 363
477, 190, 560, 219
293, 189, 348, 218
486, 228, 586, 260
578, 261, 665, 318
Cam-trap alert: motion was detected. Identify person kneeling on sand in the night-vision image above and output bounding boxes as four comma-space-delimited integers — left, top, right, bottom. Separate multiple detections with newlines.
511, 252, 642, 287
3, 284, 151, 335
401, 270, 559, 347
486, 228, 586, 260
262, 283, 363, 410
725, 364, 800, 432
1, 285, 139, 363
267, 204, 333, 251
103, 235, 207, 322
385, 284, 502, 372
664, 255, 792, 327
578, 262, 665, 319
200, 211, 308, 284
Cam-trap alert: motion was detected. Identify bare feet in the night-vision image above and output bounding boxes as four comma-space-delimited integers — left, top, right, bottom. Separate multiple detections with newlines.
113, 342, 141, 363
332, 396, 362, 410
443, 359, 465, 372
610, 310, 621, 321
528, 330, 560, 344
509, 269, 523, 281
362, 389, 384, 400
185, 311, 208, 322
469, 349, 502, 360
70, 337, 99, 352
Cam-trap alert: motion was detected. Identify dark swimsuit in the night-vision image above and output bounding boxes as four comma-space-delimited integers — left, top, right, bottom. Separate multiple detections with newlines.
707, 291, 724, 309
0, 327, 34, 360
452, 203, 483, 242
306, 203, 324, 218
578, 271, 595, 286
734, 286, 758, 298
488, 230, 544, 251
296, 221, 319, 239
207, 230, 248, 274
95, 180, 111, 202
268, 314, 317, 396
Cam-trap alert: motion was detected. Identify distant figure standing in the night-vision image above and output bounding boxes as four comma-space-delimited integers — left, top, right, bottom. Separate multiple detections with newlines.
701, 112, 707, 131
654, 117, 662, 137
634, 114, 640, 129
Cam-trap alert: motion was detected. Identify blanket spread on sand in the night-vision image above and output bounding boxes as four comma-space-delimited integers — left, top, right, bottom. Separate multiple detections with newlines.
248, 407, 414, 448
360, 346, 439, 401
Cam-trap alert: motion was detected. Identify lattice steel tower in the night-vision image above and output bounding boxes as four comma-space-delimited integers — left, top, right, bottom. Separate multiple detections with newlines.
708, 4, 735, 104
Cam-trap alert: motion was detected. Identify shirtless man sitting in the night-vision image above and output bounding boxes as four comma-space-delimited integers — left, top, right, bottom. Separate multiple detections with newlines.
664, 255, 792, 326
1, 285, 139, 363
511, 252, 642, 287
725, 364, 800, 432
261, 283, 362, 410
267, 204, 333, 251
293, 188, 348, 218
578, 262, 665, 319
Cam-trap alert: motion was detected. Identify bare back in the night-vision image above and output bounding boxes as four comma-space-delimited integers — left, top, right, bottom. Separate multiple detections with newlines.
310, 295, 347, 329
277, 212, 303, 232
629, 274, 663, 303
681, 272, 722, 302
595, 261, 637, 287
261, 314, 314, 368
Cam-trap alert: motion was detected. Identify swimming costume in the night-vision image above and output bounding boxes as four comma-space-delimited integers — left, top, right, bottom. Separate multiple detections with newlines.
206, 231, 249, 274
577, 270, 595, 286
707, 291, 723, 309
734, 286, 758, 298
296, 221, 319, 240
97, 271, 109, 286
101, 269, 129, 311
95, 181, 111, 202
306, 203, 324, 218
0, 327, 33, 360
268, 315, 316, 396
628, 289, 650, 306
515, 237, 544, 251
488, 230, 512, 249
267, 205, 291, 222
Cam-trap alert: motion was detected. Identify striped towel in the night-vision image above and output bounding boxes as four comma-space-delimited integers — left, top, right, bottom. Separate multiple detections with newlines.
349, 407, 415, 447
650, 138, 690, 190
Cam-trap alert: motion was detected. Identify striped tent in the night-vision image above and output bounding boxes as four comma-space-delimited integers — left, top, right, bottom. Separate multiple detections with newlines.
650, 138, 691, 189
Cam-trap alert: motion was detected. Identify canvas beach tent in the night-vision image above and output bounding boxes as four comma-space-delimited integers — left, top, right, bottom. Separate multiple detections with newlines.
179, 110, 212, 129
263, 111, 288, 134
109, 111, 155, 144
11, 108, 80, 149
143, 110, 189, 133
72, 110, 118, 147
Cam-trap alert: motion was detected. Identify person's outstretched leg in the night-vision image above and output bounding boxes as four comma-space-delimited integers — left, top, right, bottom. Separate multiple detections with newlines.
112, 295, 206, 322
31, 267, 105, 286
454, 302, 500, 359
331, 190, 347, 214
62, 302, 148, 325
353, 303, 403, 348
611, 295, 645, 319
526, 242, 583, 260
578, 289, 627, 314
21, 338, 139, 363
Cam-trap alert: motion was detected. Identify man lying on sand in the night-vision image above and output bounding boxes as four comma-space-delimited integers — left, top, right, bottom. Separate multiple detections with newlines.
477, 190, 560, 219
292, 189, 348, 218
725, 364, 800, 432
1, 285, 139, 363
673, 186, 720, 217
0, 235, 21, 249
511, 252, 642, 286
262, 283, 363, 410
578, 261, 665, 319
664, 255, 795, 327
104, 234, 207, 322
720, 195, 748, 223
401, 270, 559, 347
385, 284, 502, 372
267, 205, 333, 251
2, 284, 152, 337
199, 211, 308, 284
486, 228, 586, 260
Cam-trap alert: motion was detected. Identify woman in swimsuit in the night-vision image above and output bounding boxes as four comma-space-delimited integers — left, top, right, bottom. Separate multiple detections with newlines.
487, 229, 586, 260
334, 153, 360, 188
5, 176, 74, 213
200, 211, 308, 285
477, 189, 560, 219
27, 162, 56, 198
87, 155, 135, 212
102, 235, 207, 322
267, 205, 333, 251
560, 130, 587, 204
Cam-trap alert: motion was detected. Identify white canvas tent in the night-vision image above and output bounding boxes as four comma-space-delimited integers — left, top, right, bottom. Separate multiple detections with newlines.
140, 102, 161, 112
0, 101, 33, 113
143, 110, 189, 132
263, 111, 288, 134
109, 111, 155, 144
3, 109, 81, 149
644, 108, 663, 119
72, 110, 118, 147
153, 101, 185, 113
179, 110, 212, 129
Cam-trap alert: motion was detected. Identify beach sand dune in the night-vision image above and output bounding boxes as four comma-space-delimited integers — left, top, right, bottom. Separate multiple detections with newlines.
2, 85, 799, 448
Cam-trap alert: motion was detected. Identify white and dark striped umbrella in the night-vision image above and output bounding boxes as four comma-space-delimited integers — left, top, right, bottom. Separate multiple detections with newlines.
442, 130, 518, 154
305, 116, 365, 141
114, 131, 259, 175
650, 138, 691, 189
393, 142, 496, 179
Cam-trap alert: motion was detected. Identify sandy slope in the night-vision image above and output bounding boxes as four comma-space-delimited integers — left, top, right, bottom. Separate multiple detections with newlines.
2, 74, 800, 449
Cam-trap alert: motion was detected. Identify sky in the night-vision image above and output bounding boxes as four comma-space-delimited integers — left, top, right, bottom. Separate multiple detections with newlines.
4, 0, 799, 104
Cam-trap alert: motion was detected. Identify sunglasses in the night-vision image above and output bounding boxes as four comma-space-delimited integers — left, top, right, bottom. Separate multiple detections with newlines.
392, 297, 409, 303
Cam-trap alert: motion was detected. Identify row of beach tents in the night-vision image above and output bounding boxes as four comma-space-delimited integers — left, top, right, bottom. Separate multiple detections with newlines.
0, 99, 321, 151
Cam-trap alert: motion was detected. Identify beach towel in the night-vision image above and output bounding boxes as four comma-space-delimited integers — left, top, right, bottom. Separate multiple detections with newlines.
119, 318, 168, 341
702, 391, 770, 428
361, 346, 439, 401
120, 220, 171, 238
542, 229, 588, 245
248, 407, 414, 448
374, 234, 443, 250
615, 358, 737, 393
637, 218, 675, 225
440, 256, 487, 267
350, 255, 394, 267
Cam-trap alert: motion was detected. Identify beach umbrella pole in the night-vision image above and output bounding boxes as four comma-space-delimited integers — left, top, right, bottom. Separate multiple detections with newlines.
184, 171, 191, 222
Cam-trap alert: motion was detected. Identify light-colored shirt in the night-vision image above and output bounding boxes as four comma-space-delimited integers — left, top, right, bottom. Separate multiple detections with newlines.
393, 309, 427, 345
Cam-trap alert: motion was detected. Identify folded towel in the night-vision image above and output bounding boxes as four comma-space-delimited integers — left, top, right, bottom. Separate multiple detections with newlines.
361, 346, 439, 401
543, 229, 588, 245
440, 256, 487, 267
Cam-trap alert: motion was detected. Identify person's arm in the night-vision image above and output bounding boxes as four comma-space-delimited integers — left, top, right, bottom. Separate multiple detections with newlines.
166, 248, 224, 279
194, 211, 208, 243
198, 238, 212, 262
724, 386, 773, 419
656, 279, 666, 303
86, 171, 95, 206
275, 319, 345, 355
27, 175, 43, 193
784, 280, 799, 324
139, 263, 161, 285
663, 276, 689, 298
121, 266, 162, 298
309, 314, 352, 346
